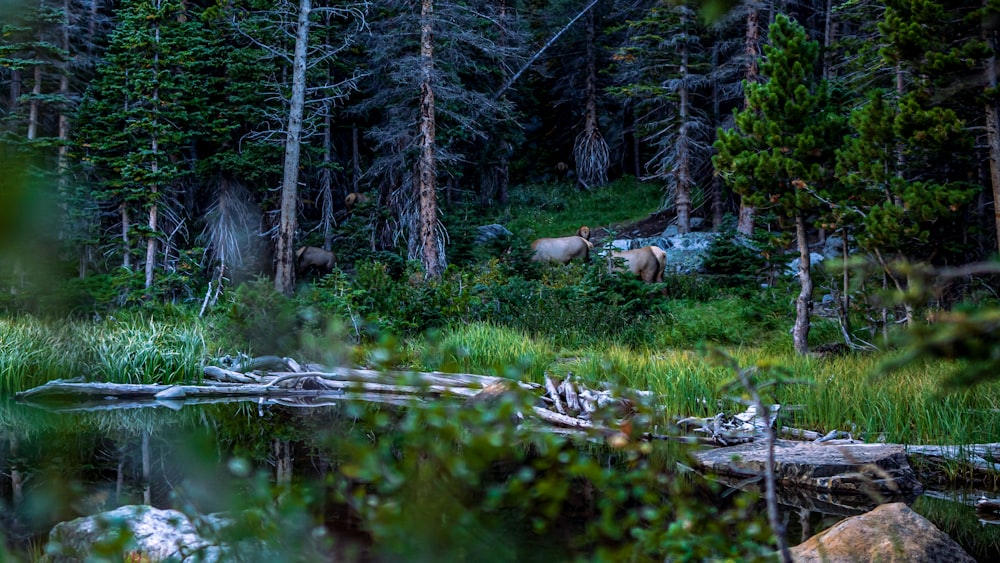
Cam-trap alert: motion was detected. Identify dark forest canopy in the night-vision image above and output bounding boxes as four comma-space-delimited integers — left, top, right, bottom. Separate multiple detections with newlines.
1, 0, 999, 304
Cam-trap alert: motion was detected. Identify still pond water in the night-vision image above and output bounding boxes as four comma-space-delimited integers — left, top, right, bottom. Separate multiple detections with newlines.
1, 397, 999, 561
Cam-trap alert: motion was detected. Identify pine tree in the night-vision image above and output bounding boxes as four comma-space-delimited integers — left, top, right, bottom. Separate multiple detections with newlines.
352, 0, 522, 274
714, 14, 846, 354
842, 2, 980, 261
611, 0, 714, 233
75, 0, 221, 297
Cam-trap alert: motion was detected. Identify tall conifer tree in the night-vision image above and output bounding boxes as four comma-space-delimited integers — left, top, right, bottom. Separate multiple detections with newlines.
715, 14, 845, 354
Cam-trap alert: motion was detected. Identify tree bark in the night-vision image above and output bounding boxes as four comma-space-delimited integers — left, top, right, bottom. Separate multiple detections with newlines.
737, 3, 761, 236
144, 16, 161, 292
121, 203, 131, 269
27, 65, 40, 140
573, 8, 609, 188
275, 0, 312, 295
417, 0, 443, 277
676, 12, 692, 234
984, 15, 1000, 255
793, 213, 812, 355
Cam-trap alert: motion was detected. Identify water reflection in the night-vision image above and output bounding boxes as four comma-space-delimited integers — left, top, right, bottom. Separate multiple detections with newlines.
5, 397, 999, 562
0, 399, 375, 561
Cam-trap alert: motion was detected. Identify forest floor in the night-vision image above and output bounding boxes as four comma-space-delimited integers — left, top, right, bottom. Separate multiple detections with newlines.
590, 209, 675, 243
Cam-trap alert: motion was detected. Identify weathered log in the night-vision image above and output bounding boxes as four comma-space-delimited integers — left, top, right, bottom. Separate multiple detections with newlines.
203, 366, 260, 384
906, 443, 1000, 472
543, 375, 565, 414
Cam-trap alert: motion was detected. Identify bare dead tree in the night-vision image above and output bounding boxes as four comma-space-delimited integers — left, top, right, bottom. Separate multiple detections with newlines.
232, 0, 369, 294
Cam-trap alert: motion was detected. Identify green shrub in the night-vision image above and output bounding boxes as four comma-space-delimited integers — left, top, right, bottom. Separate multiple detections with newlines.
700, 230, 767, 287
223, 277, 301, 355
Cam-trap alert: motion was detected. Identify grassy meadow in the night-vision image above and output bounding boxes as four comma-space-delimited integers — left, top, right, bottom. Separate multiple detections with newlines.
2, 177, 998, 451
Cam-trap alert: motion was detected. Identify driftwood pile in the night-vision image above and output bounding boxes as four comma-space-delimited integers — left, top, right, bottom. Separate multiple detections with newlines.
13, 354, 826, 447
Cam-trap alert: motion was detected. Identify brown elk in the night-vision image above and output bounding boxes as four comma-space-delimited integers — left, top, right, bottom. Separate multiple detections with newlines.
530, 226, 593, 264
608, 245, 666, 283
296, 246, 336, 274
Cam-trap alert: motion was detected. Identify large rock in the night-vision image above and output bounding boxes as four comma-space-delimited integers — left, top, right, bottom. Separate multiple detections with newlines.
790, 502, 975, 562
474, 224, 512, 245
692, 439, 923, 495
43, 505, 236, 562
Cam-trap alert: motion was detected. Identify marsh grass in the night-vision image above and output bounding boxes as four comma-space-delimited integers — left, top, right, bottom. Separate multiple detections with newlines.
0, 313, 206, 393
411, 320, 1000, 448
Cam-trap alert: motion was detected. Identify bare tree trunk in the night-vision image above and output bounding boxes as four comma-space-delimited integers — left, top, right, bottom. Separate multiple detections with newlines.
984, 17, 1000, 255
822, 0, 835, 81
144, 17, 161, 292
737, 3, 761, 236
417, 0, 443, 278
145, 143, 158, 291
573, 8, 609, 189
321, 111, 335, 250
27, 65, 40, 140
352, 124, 361, 194
793, 213, 812, 355
675, 13, 692, 234
712, 175, 724, 230
275, 0, 312, 295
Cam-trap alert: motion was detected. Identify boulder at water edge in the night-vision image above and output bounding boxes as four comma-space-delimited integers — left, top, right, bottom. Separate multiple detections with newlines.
42, 505, 229, 562
790, 502, 975, 563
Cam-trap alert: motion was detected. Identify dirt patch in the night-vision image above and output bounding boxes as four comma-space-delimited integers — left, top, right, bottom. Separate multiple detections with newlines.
590, 210, 675, 243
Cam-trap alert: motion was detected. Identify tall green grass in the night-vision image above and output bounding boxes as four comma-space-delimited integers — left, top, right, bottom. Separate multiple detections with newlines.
414, 320, 1000, 447
0, 312, 207, 394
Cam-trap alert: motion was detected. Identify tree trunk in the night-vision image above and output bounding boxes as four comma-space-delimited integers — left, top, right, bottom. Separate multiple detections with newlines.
676, 14, 692, 235
737, 3, 761, 236
822, 0, 836, 81
27, 65, 40, 140
417, 0, 443, 278
275, 0, 312, 295
121, 203, 131, 269
321, 111, 334, 250
984, 18, 1000, 255
574, 8, 609, 189
145, 18, 161, 292
793, 213, 812, 355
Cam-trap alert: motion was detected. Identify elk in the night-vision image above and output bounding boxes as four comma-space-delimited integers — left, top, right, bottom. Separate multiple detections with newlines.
608, 245, 665, 283
296, 246, 336, 274
530, 226, 593, 264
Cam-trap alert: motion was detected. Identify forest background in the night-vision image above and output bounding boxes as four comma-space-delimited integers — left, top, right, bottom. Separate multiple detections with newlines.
4, 1, 1000, 560
2, 0, 1000, 373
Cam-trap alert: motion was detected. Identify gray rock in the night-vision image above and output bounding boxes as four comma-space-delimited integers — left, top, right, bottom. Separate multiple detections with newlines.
43, 505, 225, 562
474, 224, 512, 245
785, 252, 826, 276
790, 502, 975, 563
692, 439, 923, 495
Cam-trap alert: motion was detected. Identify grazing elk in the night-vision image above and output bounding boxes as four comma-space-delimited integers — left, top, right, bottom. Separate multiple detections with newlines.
608, 245, 665, 283
530, 226, 593, 264
296, 246, 336, 275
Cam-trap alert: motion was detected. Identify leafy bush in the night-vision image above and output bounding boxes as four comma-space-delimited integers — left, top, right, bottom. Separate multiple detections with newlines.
222, 277, 301, 355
